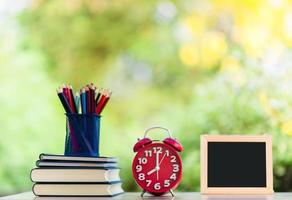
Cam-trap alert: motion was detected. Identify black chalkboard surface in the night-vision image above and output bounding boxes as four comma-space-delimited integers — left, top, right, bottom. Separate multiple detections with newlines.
200, 135, 273, 194
207, 142, 266, 187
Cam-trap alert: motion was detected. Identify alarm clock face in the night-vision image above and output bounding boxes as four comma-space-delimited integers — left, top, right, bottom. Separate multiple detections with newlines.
132, 142, 182, 195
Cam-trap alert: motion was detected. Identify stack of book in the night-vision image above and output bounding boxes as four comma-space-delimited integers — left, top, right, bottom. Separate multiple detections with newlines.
30, 154, 124, 197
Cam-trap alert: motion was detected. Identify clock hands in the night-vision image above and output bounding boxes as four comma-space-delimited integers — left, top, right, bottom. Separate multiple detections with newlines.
156, 151, 159, 180
147, 152, 160, 176
158, 152, 167, 166
147, 151, 168, 180
147, 151, 161, 178
147, 167, 158, 175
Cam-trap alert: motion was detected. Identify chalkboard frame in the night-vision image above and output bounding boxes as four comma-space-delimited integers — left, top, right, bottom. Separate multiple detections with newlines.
200, 135, 273, 194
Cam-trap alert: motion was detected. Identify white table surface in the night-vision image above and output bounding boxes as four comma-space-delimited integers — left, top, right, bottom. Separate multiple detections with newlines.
0, 192, 292, 200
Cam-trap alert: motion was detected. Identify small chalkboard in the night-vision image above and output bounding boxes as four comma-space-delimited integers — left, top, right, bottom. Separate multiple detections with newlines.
201, 135, 273, 194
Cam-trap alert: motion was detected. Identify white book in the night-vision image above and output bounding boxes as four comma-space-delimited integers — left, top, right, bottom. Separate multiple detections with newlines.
33, 183, 124, 197
31, 168, 120, 183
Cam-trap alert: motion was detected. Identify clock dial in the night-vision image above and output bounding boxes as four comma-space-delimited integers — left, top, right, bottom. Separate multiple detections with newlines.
132, 143, 182, 195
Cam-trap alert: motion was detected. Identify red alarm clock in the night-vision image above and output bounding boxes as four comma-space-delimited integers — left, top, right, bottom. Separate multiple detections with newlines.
132, 127, 183, 196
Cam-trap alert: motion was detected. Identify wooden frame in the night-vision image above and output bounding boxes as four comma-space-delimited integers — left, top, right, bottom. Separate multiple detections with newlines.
201, 135, 273, 195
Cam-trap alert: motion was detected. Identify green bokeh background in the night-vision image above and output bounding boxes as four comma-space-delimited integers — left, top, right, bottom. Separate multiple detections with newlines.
1, 0, 292, 195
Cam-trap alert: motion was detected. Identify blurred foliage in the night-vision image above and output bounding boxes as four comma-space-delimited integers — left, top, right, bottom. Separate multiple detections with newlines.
1, 0, 292, 195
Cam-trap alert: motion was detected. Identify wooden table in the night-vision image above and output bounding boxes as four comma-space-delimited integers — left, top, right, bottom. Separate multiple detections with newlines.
1, 192, 292, 200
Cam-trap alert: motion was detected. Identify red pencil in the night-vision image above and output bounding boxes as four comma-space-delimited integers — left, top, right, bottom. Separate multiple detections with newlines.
85, 86, 90, 114
62, 84, 69, 100
95, 93, 106, 114
62, 85, 75, 113
91, 84, 96, 114
96, 91, 111, 114
69, 85, 77, 113
98, 92, 111, 114
89, 84, 95, 113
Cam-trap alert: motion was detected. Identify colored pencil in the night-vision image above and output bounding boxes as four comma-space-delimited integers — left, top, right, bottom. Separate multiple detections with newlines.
57, 83, 111, 115
69, 85, 77, 113
62, 85, 75, 113
74, 92, 80, 114
81, 88, 86, 114
89, 84, 95, 113
99, 92, 111, 114
95, 89, 102, 107
62, 84, 70, 102
57, 88, 73, 113
95, 92, 107, 114
85, 87, 90, 114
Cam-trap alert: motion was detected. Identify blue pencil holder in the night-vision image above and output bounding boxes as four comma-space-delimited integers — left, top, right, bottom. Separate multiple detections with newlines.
64, 114, 101, 157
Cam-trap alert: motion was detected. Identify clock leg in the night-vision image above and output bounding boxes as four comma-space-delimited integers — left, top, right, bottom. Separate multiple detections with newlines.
169, 189, 174, 197
140, 190, 146, 197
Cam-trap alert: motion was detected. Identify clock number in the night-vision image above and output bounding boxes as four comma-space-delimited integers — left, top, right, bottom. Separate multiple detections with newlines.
138, 173, 145, 180
154, 183, 161, 190
170, 173, 176, 180
173, 164, 179, 172
165, 150, 170, 156
153, 147, 162, 153
144, 150, 152, 157
136, 165, 142, 172
170, 155, 176, 163
138, 157, 147, 164
164, 180, 170, 187
146, 180, 152, 187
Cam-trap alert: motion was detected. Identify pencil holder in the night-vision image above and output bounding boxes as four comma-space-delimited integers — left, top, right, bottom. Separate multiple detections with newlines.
64, 114, 101, 157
